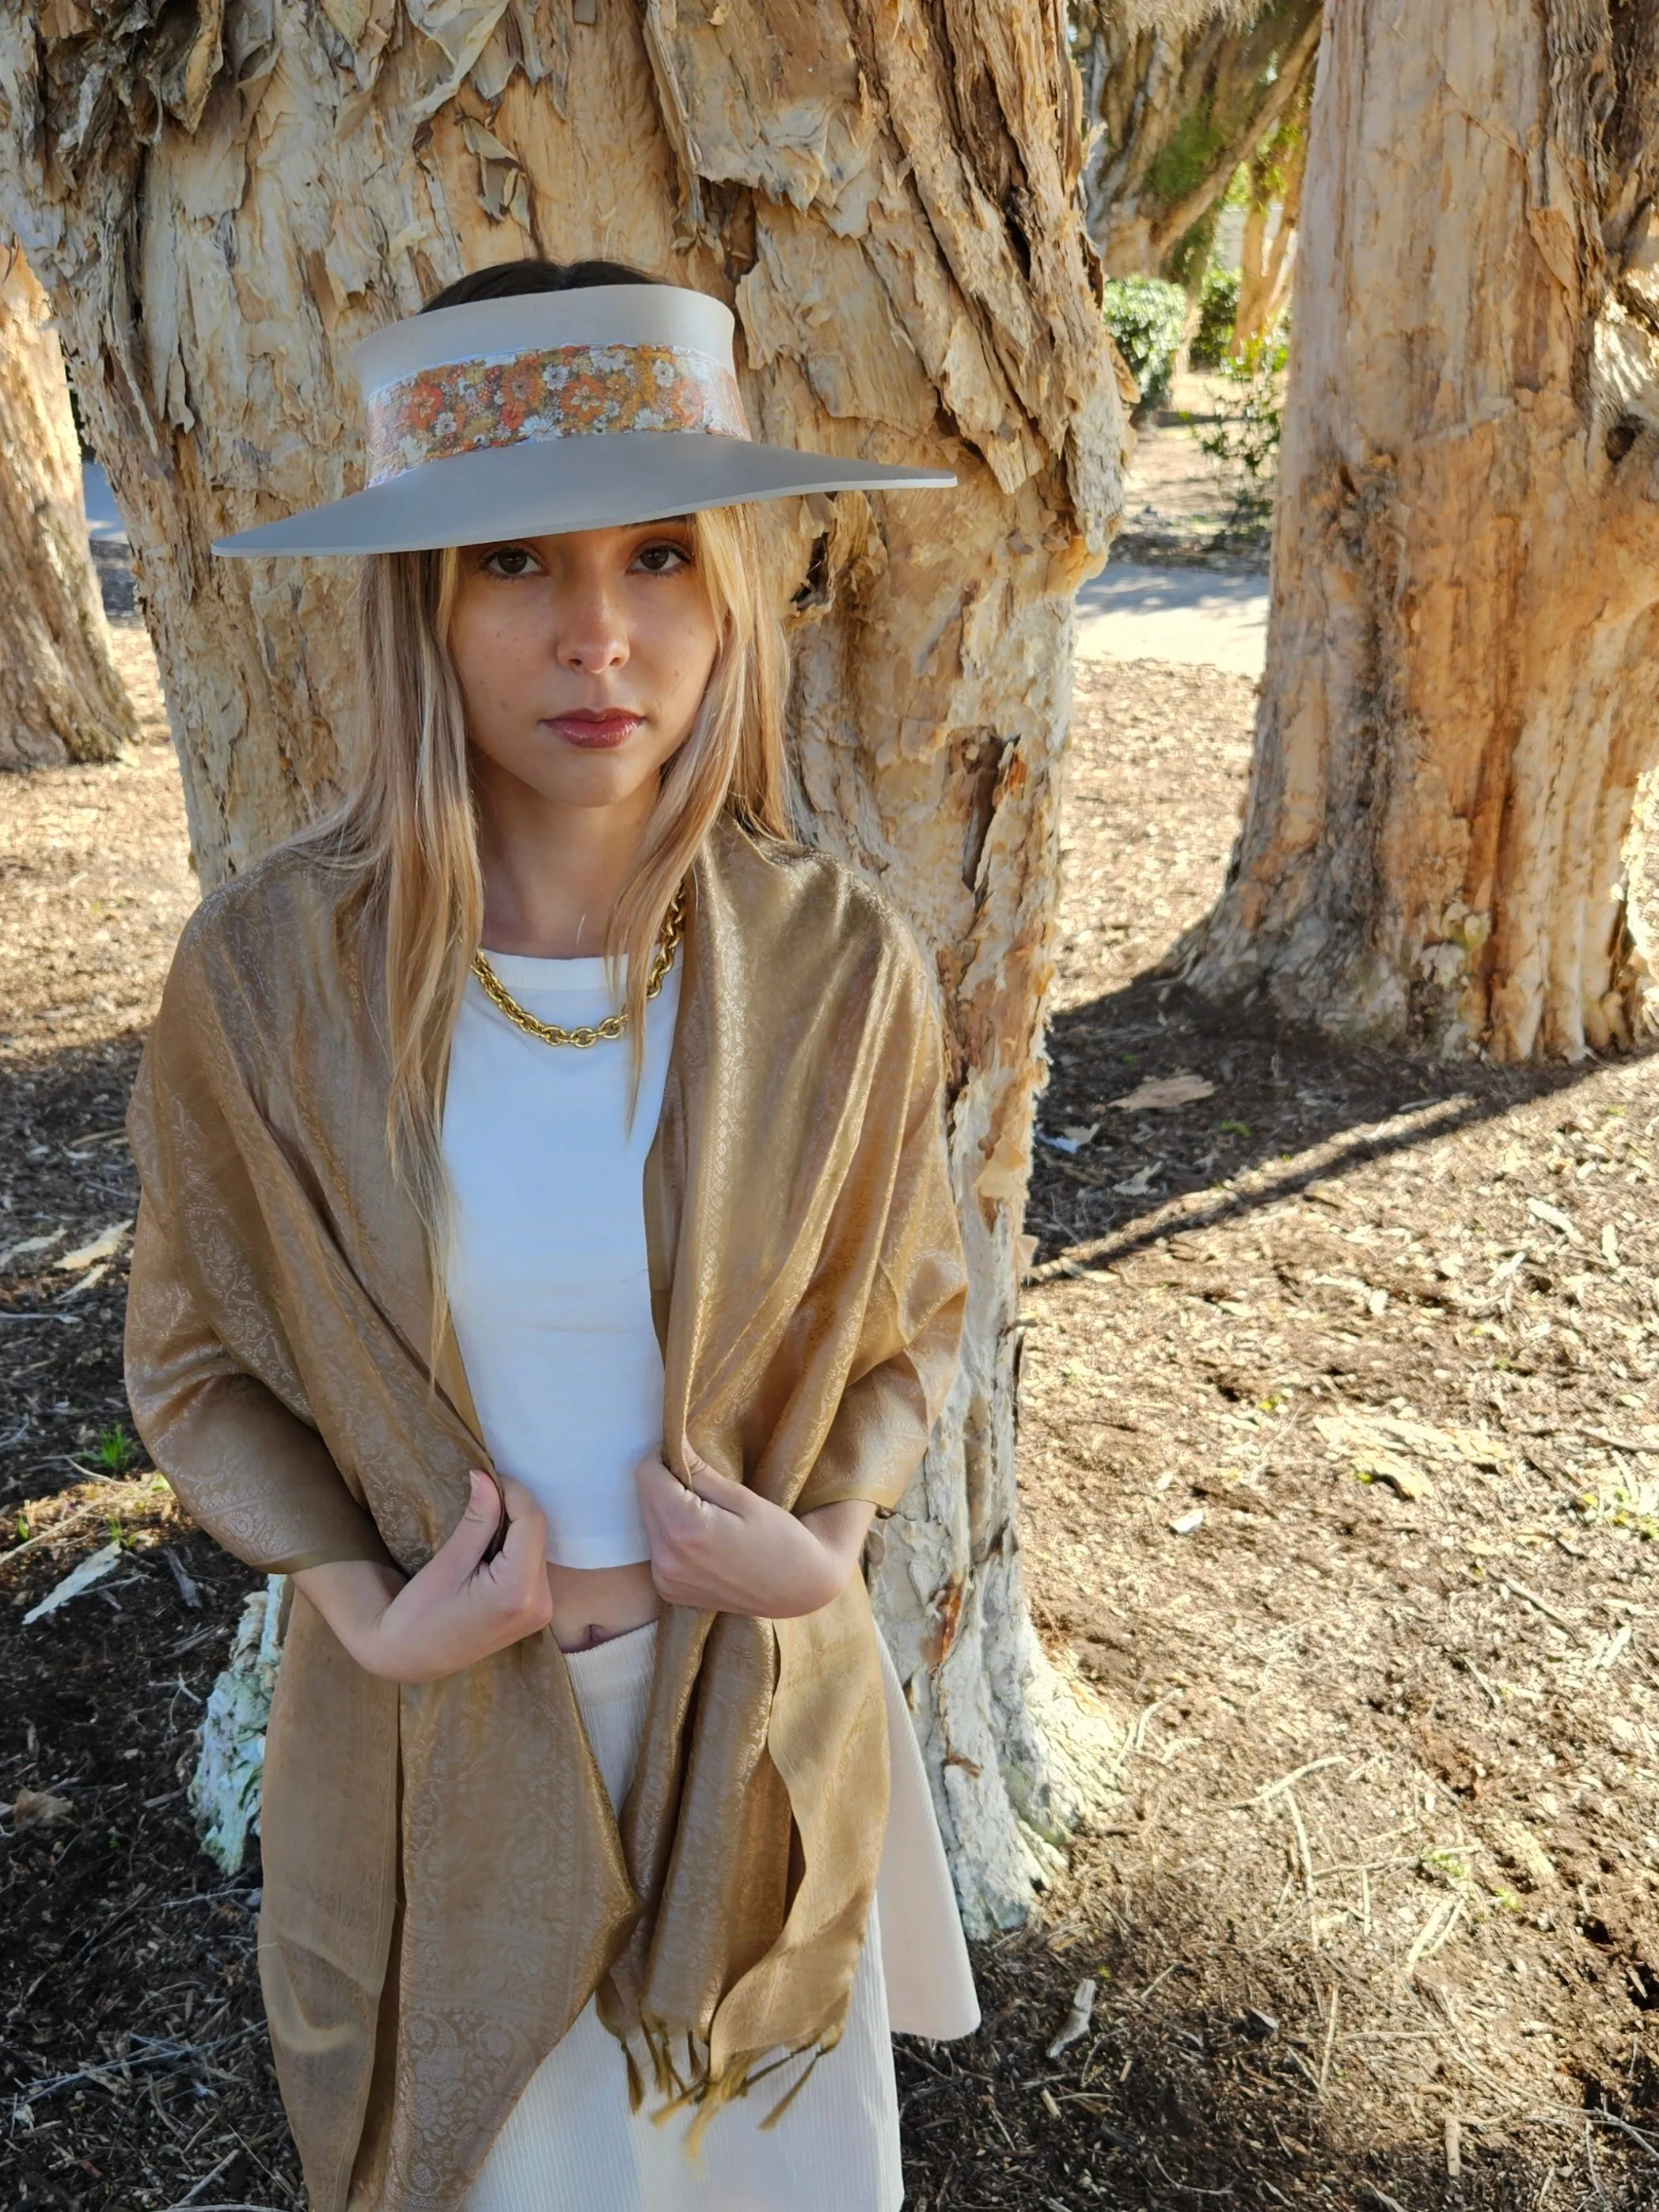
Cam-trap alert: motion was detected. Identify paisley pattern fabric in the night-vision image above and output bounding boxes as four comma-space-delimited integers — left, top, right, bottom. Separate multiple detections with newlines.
123, 819, 967, 2212
366, 343, 750, 485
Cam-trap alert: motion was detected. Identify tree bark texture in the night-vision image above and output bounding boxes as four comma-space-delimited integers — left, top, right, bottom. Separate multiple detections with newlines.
1193, 0, 1659, 1061
1076, 0, 1320, 279
0, 243, 135, 769
0, 2, 1124, 1928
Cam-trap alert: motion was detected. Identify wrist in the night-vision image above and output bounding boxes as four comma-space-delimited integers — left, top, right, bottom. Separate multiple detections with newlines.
792, 1497, 875, 1610
764, 1519, 854, 1618
292, 1557, 404, 1671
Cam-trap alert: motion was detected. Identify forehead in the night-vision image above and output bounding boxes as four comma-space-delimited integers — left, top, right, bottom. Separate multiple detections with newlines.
457, 518, 695, 556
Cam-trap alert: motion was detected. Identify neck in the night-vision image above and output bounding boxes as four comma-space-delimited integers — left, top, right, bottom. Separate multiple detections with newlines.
473, 760, 655, 958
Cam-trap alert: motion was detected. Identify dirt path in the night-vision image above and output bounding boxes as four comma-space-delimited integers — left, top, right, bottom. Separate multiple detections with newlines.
2, 643, 1653, 2211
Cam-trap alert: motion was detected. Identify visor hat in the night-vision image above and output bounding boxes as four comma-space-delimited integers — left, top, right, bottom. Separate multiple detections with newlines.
214, 282, 954, 557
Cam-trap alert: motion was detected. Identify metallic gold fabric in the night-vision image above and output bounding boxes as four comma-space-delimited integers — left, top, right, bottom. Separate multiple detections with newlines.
123, 819, 966, 2212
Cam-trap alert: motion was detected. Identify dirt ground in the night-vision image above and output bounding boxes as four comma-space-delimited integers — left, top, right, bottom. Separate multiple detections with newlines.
1110, 371, 1275, 571
2, 630, 1655, 2210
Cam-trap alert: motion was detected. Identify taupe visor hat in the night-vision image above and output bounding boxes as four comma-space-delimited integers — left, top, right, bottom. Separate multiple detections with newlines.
214, 283, 955, 557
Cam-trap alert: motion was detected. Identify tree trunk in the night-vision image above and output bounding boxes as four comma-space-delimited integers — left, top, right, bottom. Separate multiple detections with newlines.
0, 243, 135, 769
0, 2, 1123, 1928
1231, 78, 1308, 354
1076, 0, 1320, 280
1191, 0, 1659, 1061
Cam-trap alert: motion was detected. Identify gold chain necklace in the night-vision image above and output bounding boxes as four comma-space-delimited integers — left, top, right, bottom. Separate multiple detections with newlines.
470, 888, 686, 1049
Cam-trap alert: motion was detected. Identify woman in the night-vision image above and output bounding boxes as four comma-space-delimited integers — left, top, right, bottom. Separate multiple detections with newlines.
124, 257, 979, 2212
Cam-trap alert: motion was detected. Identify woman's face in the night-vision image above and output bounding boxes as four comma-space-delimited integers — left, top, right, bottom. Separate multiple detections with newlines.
447, 521, 722, 818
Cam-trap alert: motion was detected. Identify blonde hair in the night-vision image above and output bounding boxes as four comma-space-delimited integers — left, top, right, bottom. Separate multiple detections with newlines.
300, 504, 790, 1254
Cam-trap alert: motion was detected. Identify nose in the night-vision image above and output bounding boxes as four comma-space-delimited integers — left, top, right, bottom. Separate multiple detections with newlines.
553, 569, 629, 675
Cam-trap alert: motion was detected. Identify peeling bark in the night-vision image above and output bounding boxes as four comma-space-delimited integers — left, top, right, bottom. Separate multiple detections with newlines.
1192, 0, 1659, 1062
0, 1, 1123, 1926
0, 244, 135, 769
1075, 0, 1320, 279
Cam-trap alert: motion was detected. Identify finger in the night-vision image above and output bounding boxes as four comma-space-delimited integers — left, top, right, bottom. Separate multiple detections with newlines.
495, 1473, 549, 1538
637, 1473, 719, 1586
636, 1455, 698, 1527
420, 1470, 511, 1600
683, 1459, 752, 1520
441, 1469, 503, 1569
490, 1478, 550, 1589
649, 1484, 710, 1550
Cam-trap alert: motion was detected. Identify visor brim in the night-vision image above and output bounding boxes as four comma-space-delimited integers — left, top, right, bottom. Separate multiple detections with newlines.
213, 432, 955, 557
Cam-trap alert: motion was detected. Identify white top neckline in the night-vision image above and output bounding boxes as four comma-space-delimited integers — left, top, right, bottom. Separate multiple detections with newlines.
440, 958, 681, 1569
480, 948, 620, 990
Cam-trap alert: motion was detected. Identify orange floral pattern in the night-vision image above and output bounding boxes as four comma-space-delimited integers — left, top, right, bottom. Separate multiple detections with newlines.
366, 343, 749, 484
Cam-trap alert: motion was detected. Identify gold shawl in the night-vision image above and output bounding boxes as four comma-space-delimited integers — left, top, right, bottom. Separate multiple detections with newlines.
123, 818, 966, 2212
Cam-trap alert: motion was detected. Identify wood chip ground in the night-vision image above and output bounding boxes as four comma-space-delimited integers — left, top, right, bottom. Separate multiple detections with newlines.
2, 635, 1653, 2209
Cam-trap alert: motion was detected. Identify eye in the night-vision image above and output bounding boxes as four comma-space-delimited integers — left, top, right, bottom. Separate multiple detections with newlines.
481, 544, 540, 578
632, 539, 693, 576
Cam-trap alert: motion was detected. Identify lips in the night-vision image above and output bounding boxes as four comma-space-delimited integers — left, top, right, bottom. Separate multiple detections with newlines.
543, 709, 643, 750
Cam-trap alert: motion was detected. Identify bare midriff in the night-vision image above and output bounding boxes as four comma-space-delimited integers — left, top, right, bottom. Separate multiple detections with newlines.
546, 1558, 662, 1652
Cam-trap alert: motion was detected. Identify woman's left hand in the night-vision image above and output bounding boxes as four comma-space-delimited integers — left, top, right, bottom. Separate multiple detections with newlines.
635, 1450, 875, 1618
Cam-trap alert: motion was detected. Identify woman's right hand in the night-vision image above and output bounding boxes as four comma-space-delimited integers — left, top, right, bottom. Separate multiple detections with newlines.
291, 1470, 553, 1683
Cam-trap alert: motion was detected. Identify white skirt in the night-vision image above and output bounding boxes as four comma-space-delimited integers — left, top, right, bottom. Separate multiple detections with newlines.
462, 1618, 976, 2212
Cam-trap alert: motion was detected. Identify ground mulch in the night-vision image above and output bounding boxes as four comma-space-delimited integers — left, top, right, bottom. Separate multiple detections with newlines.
982, 660, 1657, 2210
2, 632, 1654, 2210
0, 681, 288, 2209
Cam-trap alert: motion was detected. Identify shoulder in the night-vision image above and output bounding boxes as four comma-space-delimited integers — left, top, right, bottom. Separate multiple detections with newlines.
185, 840, 354, 952
164, 840, 370, 1041
705, 817, 934, 1010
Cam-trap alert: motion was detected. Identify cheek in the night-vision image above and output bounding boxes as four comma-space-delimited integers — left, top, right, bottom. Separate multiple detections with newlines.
656, 605, 723, 705
450, 600, 534, 719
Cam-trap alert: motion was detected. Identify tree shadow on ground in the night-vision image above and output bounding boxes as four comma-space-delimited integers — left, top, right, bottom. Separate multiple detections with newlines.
898, 1865, 1656, 2210
1029, 972, 1656, 1280
6, 1002, 1654, 2210
995, 963, 1659, 2212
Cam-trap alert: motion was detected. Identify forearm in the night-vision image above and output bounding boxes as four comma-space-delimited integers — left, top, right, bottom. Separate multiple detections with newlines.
290, 1557, 407, 1667
126, 1203, 397, 1577
793, 1497, 877, 1611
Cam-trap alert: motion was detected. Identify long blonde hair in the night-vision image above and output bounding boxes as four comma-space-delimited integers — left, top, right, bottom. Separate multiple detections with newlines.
301, 503, 790, 1251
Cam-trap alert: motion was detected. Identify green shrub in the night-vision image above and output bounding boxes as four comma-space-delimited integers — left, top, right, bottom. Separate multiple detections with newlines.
1101, 276, 1187, 412
1191, 266, 1241, 369
1197, 329, 1289, 523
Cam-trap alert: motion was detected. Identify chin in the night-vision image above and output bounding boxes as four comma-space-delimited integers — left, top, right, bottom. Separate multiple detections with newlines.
504, 744, 652, 805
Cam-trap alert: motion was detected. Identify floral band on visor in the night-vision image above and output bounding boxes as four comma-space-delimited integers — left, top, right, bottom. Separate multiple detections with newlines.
364, 342, 751, 486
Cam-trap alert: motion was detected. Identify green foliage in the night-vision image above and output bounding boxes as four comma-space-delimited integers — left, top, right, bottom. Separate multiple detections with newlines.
1577, 1473, 1659, 1540
1101, 276, 1187, 412
1197, 328, 1289, 522
93, 1423, 139, 1477
1163, 207, 1221, 294
1145, 109, 1230, 210
1191, 267, 1242, 370
1422, 1848, 1472, 1886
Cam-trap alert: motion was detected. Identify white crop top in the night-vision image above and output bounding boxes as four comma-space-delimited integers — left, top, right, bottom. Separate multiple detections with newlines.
440, 949, 682, 1569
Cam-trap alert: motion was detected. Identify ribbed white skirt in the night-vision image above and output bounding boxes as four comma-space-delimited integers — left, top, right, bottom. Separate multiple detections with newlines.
462, 1620, 909, 2212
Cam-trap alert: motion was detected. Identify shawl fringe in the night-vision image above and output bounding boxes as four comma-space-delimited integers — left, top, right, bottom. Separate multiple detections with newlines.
631, 2015, 848, 2155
